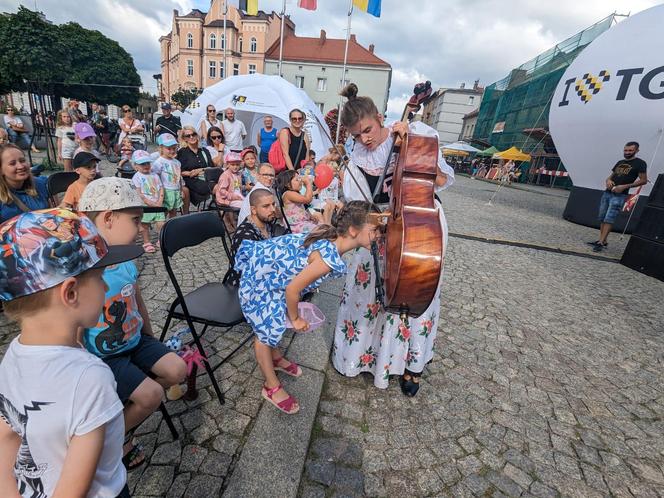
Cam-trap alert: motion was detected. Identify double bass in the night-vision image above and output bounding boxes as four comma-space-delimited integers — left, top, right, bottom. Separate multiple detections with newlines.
371, 81, 444, 319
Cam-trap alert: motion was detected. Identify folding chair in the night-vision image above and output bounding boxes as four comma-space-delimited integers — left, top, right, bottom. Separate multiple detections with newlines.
275, 187, 293, 234
159, 211, 252, 405
47, 171, 78, 206
201, 167, 222, 211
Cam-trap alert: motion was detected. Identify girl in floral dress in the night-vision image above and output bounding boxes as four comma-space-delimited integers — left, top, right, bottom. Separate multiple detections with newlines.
331, 83, 455, 395
234, 201, 378, 414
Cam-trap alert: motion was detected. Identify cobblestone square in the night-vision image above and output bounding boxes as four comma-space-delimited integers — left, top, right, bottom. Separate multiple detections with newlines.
1, 172, 662, 497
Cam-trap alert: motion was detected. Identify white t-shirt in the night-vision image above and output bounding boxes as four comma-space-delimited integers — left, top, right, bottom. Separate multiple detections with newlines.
132, 171, 163, 204
312, 177, 340, 209
221, 119, 246, 150
55, 126, 77, 157
3, 115, 24, 129
0, 338, 126, 498
238, 182, 271, 225
152, 156, 182, 191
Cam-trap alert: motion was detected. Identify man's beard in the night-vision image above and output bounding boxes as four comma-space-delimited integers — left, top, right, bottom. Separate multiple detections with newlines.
257, 213, 276, 224
624, 152, 635, 159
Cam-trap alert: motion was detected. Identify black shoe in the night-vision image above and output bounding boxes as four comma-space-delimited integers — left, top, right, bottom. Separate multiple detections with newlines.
586, 240, 601, 246
592, 243, 607, 252
400, 370, 421, 397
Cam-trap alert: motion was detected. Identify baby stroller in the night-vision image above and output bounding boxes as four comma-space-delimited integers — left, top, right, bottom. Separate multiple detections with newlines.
127, 132, 147, 152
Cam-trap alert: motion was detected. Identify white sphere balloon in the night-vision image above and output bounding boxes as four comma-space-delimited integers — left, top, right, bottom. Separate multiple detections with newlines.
550, 5, 664, 228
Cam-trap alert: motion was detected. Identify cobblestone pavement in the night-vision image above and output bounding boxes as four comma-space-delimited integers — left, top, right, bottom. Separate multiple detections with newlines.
0, 157, 267, 497
441, 176, 629, 259
300, 178, 664, 497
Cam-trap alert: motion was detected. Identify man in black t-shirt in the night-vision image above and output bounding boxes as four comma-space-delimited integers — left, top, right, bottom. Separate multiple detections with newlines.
588, 141, 648, 252
155, 103, 182, 138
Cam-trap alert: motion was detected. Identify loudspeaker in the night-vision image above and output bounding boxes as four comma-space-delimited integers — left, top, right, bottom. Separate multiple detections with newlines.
633, 205, 664, 243
648, 174, 664, 208
621, 235, 664, 281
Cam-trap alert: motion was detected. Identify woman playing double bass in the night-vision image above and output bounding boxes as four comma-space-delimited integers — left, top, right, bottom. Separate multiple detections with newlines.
332, 83, 455, 396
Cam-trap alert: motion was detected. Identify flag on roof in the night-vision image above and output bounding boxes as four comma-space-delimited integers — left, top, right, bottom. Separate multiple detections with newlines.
353, 0, 381, 17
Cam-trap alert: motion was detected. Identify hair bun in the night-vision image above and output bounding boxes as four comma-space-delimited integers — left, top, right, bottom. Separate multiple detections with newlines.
340, 83, 359, 100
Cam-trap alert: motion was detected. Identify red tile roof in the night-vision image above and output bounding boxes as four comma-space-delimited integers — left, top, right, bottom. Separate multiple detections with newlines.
265, 32, 389, 67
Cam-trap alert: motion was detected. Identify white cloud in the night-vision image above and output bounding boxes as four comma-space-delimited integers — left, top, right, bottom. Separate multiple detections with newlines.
1, 0, 661, 115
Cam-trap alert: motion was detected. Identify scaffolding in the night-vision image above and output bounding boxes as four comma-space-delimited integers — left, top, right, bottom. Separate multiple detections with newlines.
473, 14, 618, 168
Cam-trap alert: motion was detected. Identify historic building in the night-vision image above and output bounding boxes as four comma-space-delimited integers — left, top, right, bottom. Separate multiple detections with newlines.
159, 0, 293, 99
264, 31, 391, 115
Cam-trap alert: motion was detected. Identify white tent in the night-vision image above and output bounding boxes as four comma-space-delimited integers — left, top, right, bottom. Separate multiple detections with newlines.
442, 141, 480, 153
181, 74, 332, 158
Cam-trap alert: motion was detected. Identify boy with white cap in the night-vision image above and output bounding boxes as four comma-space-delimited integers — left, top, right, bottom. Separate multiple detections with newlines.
78, 178, 186, 471
152, 133, 186, 218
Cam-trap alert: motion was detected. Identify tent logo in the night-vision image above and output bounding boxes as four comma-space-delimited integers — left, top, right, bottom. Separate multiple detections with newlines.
574, 70, 611, 103
187, 101, 200, 109
232, 95, 247, 105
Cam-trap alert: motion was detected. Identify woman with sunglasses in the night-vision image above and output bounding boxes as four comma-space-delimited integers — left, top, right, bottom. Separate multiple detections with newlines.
118, 105, 144, 146
206, 126, 226, 167
177, 126, 213, 210
199, 105, 222, 147
278, 109, 310, 171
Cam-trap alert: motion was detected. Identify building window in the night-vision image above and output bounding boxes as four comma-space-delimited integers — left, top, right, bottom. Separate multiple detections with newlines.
210, 33, 216, 49
187, 33, 193, 48
321, 67, 326, 72
220, 62, 225, 78
295, 76, 304, 89
239, 37, 243, 52
221, 34, 226, 50
316, 102, 324, 113
317, 78, 327, 92
187, 59, 194, 77
250, 37, 257, 52
248, 64, 257, 75
233, 63, 240, 76
298, 66, 303, 70
209, 61, 216, 78
468, 96, 475, 105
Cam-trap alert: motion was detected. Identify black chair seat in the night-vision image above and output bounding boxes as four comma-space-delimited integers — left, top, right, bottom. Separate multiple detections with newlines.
173, 282, 244, 326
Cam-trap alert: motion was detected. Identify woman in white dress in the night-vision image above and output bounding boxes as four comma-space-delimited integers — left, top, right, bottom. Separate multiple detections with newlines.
331, 83, 454, 396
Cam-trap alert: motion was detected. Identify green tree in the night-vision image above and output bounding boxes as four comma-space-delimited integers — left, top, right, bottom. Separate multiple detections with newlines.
0, 7, 141, 106
170, 87, 203, 109
58, 22, 141, 106
0, 7, 70, 95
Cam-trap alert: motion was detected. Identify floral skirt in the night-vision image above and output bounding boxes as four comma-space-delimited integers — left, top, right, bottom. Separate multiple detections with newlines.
331, 208, 448, 389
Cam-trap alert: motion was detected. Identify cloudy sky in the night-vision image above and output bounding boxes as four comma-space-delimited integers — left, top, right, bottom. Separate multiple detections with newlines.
1, 0, 660, 118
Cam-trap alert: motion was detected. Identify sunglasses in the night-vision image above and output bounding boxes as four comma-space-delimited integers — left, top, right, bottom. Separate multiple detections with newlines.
184, 133, 197, 139
210, 135, 223, 140
123, 109, 131, 113
291, 117, 304, 122
208, 109, 216, 113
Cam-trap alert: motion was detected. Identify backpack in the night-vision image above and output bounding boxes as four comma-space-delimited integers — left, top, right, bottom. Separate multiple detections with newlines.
268, 128, 289, 173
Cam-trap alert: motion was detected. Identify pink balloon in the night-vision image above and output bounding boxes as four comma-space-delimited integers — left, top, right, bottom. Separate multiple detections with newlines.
314, 163, 334, 190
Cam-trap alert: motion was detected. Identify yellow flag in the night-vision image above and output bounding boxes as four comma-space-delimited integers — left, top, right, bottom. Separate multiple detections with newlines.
247, 0, 258, 15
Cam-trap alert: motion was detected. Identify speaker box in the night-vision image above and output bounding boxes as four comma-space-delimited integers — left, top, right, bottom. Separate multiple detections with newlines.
648, 174, 664, 208
633, 205, 664, 243
621, 235, 664, 281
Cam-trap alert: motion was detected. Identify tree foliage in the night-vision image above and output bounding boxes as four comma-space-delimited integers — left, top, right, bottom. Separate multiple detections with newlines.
170, 87, 203, 109
58, 22, 141, 106
0, 6, 141, 106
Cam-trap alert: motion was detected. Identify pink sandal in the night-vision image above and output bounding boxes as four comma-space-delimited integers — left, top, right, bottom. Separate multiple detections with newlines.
273, 356, 303, 377
262, 384, 299, 414
142, 242, 156, 254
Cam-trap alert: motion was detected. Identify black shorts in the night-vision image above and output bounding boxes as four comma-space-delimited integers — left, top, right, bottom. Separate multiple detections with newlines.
103, 335, 171, 403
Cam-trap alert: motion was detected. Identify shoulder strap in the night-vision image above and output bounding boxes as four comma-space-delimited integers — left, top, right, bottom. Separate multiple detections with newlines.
9, 190, 32, 213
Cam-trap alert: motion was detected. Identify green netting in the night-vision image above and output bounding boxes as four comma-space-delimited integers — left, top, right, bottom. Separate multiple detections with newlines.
473, 14, 616, 154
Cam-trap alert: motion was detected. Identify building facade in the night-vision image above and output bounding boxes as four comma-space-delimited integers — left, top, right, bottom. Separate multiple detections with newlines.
263, 31, 392, 115
422, 82, 483, 145
459, 108, 479, 141
159, 0, 293, 99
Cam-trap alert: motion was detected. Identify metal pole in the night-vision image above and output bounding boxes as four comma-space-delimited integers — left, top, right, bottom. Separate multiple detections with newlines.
335, 0, 353, 144
278, 0, 286, 77
550, 160, 561, 188
223, 1, 228, 79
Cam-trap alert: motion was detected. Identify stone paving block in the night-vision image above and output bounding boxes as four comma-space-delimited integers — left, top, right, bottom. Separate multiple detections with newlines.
134, 465, 174, 496
185, 474, 223, 498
